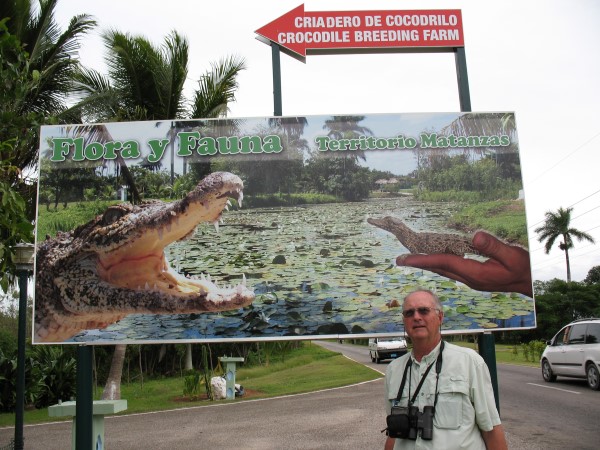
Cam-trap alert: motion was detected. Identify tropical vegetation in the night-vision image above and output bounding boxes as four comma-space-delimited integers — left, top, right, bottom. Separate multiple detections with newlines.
0, 0, 95, 289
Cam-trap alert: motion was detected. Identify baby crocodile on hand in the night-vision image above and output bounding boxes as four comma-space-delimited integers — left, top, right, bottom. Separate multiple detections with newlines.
35, 172, 254, 342
367, 216, 479, 256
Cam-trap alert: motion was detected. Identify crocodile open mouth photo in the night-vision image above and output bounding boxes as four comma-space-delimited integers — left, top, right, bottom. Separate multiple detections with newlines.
34, 172, 255, 343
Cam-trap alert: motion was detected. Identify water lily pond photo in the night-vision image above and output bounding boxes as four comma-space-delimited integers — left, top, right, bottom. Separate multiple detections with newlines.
34, 112, 535, 344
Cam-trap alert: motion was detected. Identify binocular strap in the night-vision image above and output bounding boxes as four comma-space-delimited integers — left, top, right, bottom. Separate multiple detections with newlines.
395, 341, 444, 412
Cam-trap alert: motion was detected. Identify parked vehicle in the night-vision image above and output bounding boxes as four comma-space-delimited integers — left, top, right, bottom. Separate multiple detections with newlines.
368, 337, 407, 363
540, 318, 600, 390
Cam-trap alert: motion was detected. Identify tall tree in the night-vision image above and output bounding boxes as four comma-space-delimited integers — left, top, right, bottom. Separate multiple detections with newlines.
72, 29, 188, 122
186, 55, 246, 178
584, 266, 600, 285
535, 207, 595, 282
0, 0, 95, 172
0, 0, 94, 286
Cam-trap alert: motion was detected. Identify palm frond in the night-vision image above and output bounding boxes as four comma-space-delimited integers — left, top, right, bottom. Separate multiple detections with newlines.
190, 55, 246, 119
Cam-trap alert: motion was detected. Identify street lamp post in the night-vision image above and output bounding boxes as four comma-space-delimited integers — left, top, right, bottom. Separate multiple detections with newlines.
13, 243, 34, 450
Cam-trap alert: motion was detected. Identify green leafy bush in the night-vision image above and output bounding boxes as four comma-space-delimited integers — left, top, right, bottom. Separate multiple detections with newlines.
520, 340, 547, 362
182, 370, 201, 400
31, 346, 77, 408
0, 349, 41, 412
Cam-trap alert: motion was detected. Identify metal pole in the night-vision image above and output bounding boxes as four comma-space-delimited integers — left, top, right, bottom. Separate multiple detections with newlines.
271, 43, 282, 116
454, 47, 472, 112
479, 333, 500, 413
455, 45, 501, 412
13, 269, 28, 450
76, 346, 94, 450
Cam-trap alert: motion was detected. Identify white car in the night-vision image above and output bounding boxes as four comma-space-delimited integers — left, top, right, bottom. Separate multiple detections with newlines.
540, 318, 600, 390
368, 337, 408, 363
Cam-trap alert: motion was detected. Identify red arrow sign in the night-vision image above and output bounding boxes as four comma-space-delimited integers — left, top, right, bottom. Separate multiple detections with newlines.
255, 4, 464, 57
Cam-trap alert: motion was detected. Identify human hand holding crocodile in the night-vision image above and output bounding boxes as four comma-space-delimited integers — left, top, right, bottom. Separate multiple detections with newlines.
396, 230, 533, 297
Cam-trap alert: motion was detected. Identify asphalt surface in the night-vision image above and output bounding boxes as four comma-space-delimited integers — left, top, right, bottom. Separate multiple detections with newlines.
1, 379, 387, 450
1, 340, 596, 449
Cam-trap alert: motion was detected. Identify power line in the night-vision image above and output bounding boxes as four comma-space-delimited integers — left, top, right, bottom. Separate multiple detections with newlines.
569, 188, 600, 209
528, 195, 600, 229
527, 130, 600, 185
571, 204, 600, 222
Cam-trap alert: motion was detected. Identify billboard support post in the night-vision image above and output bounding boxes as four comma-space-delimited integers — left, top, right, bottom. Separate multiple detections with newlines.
454, 45, 501, 412
271, 43, 282, 116
453, 45, 501, 412
455, 47, 472, 112
479, 333, 500, 413
76, 346, 93, 450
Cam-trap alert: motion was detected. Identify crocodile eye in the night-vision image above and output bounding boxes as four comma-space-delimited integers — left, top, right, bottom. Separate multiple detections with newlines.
101, 205, 130, 226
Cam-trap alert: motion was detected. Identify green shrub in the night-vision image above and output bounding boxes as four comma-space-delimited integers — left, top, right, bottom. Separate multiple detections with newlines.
0, 329, 17, 356
520, 340, 546, 362
32, 346, 77, 407
0, 349, 42, 412
182, 370, 201, 400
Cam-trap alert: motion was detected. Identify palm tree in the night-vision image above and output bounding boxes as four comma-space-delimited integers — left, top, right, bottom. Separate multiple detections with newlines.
0, 0, 96, 172
1, 0, 94, 283
72, 29, 189, 122
69, 29, 245, 399
535, 207, 595, 282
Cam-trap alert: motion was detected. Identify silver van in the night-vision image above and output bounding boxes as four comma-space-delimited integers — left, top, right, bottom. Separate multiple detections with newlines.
540, 318, 600, 390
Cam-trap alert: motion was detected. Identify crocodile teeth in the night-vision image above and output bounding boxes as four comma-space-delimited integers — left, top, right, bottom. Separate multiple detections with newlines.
213, 221, 220, 233
237, 190, 243, 208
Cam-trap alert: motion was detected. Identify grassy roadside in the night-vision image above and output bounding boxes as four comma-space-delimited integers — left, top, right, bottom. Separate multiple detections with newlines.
447, 340, 540, 367
0, 342, 381, 427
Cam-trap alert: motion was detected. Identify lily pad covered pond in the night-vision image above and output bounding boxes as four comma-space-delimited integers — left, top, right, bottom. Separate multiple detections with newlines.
70, 197, 535, 343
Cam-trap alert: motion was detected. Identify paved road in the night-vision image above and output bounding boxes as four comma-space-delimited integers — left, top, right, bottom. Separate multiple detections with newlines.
498, 363, 599, 450
319, 340, 600, 450
1, 378, 387, 449
1, 341, 598, 449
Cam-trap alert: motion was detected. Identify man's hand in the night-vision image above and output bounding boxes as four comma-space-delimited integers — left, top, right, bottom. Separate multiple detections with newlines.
396, 231, 533, 297
384, 436, 395, 450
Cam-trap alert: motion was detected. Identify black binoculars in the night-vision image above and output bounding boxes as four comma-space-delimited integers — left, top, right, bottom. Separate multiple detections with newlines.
386, 405, 434, 440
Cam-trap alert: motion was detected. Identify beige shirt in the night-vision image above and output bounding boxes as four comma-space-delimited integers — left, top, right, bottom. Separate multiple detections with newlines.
384, 341, 501, 450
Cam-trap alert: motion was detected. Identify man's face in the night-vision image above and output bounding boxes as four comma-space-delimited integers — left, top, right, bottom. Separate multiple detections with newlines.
402, 291, 444, 343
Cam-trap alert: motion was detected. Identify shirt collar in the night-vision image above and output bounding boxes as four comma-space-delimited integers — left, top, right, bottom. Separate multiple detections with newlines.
410, 340, 442, 366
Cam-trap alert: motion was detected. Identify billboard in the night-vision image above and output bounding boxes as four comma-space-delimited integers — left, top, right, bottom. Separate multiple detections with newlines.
34, 112, 534, 344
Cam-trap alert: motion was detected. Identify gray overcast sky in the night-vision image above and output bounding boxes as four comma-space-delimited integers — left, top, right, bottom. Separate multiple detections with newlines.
53, 0, 600, 282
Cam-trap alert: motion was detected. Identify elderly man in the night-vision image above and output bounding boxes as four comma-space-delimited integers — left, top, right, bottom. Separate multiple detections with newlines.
384, 289, 508, 450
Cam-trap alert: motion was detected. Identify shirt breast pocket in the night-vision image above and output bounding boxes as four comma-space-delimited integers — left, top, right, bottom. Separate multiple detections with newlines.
433, 376, 470, 430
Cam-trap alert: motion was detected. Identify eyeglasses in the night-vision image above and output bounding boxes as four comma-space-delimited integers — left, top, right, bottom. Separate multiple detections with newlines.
402, 307, 439, 318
